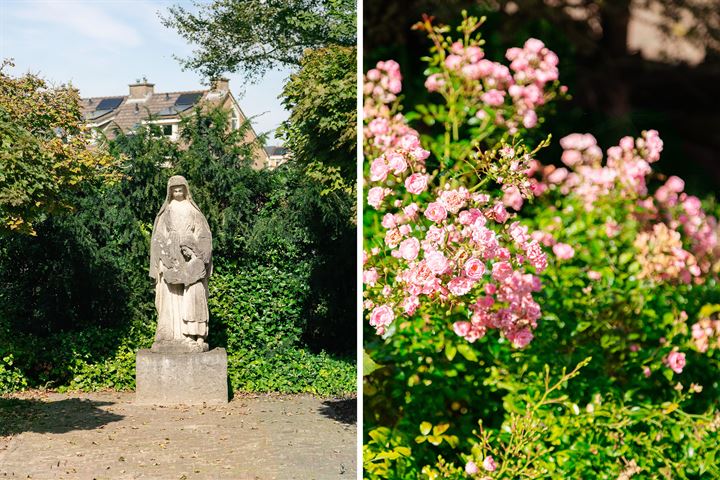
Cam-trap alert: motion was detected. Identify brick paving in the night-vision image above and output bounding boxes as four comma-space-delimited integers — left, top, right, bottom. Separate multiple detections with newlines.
0, 391, 356, 479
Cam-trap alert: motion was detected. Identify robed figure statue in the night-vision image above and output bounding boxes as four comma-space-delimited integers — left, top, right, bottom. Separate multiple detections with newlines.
149, 176, 212, 353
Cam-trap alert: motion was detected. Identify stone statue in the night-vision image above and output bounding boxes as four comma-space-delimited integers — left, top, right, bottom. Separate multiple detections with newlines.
149, 175, 212, 353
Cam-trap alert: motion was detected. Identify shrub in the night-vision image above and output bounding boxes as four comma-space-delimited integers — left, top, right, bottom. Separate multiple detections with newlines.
363, 13, 720, 478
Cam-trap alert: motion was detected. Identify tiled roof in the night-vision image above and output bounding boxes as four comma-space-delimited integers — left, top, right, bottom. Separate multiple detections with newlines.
81, 89, 226, 138
264, 146, 289, 156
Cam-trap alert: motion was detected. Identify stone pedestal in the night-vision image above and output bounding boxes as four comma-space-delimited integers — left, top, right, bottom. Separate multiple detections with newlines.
135, 348, 228, 405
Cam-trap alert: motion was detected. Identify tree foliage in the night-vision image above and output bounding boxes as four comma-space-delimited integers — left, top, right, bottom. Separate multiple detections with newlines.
162, 0, 357, 81
279, 45, 357, 188
0, 61, 120, 235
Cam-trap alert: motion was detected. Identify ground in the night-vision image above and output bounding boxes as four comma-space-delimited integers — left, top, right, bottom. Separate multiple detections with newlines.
0, 390, 356, 479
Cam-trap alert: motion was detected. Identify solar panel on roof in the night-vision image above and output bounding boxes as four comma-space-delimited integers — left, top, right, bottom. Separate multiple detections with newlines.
86, 109, 113, 120
175, 93, 202, 106
95, 97, 123, 111
157, 103, 195, 116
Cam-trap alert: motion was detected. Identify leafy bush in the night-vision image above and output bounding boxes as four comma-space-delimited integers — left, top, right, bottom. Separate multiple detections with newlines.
363, 13, 720, 478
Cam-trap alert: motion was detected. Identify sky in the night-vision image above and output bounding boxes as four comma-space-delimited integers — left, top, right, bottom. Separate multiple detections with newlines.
0, 0, 292, 145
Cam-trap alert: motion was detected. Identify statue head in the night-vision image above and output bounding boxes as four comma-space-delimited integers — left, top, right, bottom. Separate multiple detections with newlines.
171, 185, 187, 202
166, 175, 191, 203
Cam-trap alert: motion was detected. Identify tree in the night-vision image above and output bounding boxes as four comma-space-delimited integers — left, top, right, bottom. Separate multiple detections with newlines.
279, 45, 357, 187
162, 0, 356, 82
0, 61, 120, 235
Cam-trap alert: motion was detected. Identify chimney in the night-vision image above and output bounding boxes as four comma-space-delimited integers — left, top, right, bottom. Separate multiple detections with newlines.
129, 81, 154, 99
210, 77, 230, 92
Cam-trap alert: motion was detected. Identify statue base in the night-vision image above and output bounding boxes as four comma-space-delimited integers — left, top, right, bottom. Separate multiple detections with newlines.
151, 338, 209, 353
135, 348, 228, 405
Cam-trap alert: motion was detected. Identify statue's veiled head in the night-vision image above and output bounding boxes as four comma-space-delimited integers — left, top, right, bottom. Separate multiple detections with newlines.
166, 175, 191, 202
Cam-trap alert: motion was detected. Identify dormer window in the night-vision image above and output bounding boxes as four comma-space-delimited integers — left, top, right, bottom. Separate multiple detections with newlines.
162, 124, 173, 136
231, 109, 239, 130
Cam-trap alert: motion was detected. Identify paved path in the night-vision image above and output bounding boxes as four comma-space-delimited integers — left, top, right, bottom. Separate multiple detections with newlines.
0, 391, 356, 479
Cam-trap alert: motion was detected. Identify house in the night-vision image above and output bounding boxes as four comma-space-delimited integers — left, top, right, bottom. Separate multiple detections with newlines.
81, 78, 269, 169
264, 145, 291, 169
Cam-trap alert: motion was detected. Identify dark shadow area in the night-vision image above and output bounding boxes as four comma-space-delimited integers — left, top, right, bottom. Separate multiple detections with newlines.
319, 397, 357, 425
0, 398, 124, 436
227, 376, 235, 402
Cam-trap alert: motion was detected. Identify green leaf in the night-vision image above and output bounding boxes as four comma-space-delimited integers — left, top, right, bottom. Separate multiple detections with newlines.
456, 344, 477, 361
445, 342, 457, 361
363, 350, 383, 376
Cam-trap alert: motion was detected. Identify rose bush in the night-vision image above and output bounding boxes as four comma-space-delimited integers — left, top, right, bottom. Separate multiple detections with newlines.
364, 13, 720, 479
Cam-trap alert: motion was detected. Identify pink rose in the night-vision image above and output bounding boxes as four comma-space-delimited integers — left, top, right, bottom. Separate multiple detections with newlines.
398, 134, 420, 151
483, 455, 497, 472
525, 241, 547, 272
410, 147, 430, 161
524, 38, 544, 53
405, 174, 428, 194
386, 152, 407, 174
448, 277, 473, 296
363, 268, 379, 286
388, 78, 402, 94
399, 237, 420, 260
522, 110, 538, 129
547, 167, 568, 184
619, 136, 635, 151
439, 188, 468, 214
682, 196, 702, 217
370, 157, 389, 181
381, 213, 397, 229
425, 251, 449, 274
665, 176, 685, 193
481, 89, 505, 107
552, 243, 575, 260
368, 118, 389, 136
666, 351, 686, 374
458, 208, 482, 225
403, 296, 419, 315
465, 461, 479, 475
445, 54, 463, 70
453, 321, 471, 338
424, 202, 448, 223
502, 186, 524, 211
366, 69, 381, 81
367, 187, 386, 209
491, 261, 513, 281
464, 258, 486, 280
369, 305, 394, 328
425, 73, 445, 92
466, 46, 484, 62
508, 329, 533, 348
561, 149, 583, 167
490, 203, 509, 223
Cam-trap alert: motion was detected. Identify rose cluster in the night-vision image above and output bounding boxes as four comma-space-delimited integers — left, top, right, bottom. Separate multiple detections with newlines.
364, 59, 548, 347
425, 36, 562, 134
364, 59, 402, 105
691, 317, 720, 353
534, 130, 719, 283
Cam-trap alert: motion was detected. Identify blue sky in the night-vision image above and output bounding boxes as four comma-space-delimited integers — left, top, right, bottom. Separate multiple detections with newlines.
0, 0, 291, 144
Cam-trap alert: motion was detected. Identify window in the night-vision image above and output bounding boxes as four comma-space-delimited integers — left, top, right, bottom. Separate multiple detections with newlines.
231, 109, 239, 130
162, 124, 173, 136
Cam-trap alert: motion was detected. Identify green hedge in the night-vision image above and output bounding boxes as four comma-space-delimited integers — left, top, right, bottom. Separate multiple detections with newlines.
0, 108, 355, 396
